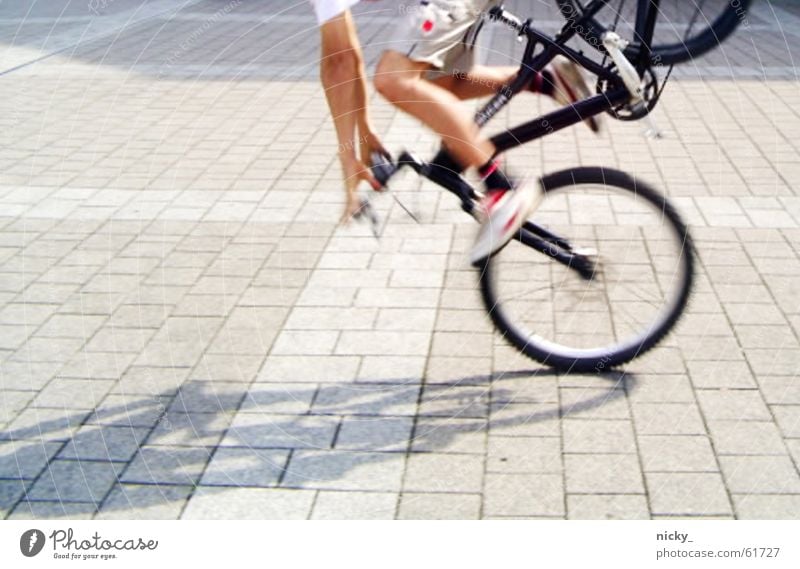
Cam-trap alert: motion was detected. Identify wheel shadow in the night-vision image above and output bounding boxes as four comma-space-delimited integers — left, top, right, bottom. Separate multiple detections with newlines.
1, 367, 636, 519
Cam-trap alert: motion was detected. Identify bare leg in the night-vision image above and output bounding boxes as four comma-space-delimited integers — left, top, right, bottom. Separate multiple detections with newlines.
432, 65, 522, 100
375, 50, 495, 169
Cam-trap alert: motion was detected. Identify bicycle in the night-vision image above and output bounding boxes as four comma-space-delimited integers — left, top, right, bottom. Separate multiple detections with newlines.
364, 0, 751, 372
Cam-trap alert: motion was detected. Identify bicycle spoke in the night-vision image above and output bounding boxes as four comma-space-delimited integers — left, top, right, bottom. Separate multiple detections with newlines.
483, 168, 693, 370
612, 0, 627, 31
685, 0, 709, 41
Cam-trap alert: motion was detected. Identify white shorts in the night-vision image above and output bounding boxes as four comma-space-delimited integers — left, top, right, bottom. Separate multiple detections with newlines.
390, 0, 498, 75
310, 0, 360, 25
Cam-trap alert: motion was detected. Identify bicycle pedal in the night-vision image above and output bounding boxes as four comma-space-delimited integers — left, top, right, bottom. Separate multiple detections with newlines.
370, 151, 398, 188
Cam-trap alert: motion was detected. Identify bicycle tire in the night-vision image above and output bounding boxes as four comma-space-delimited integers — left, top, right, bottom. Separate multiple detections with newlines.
478, 167, 694, 373
556, 0, 752, 66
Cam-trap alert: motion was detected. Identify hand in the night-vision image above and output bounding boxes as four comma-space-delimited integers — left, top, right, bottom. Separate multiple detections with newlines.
339, 155, 379, 225
359, 128, 389, 168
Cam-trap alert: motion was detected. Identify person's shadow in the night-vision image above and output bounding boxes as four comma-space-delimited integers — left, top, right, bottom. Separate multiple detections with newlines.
1, 367, 636, 519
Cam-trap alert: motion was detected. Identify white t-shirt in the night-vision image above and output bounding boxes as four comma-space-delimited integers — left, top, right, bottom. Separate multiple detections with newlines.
310, 0, 360, 25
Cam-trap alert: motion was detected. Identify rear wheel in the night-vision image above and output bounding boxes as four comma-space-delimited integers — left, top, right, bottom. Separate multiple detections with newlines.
556, 0, 751, 65
479, 167, 694, 372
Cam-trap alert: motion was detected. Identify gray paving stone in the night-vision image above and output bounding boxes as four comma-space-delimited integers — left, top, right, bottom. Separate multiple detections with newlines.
639, 435, 718, 472
0, 389, 35, 423
147, 411, 233, 447
403, 453, 484, 493
733, 494, 800, 520
58, 425, 149, 462
284, 307, 377, 330
686, 360, 757, 389
425, 356, 492, 384
336, 331, 431, 356
696, 389, 772, 421
207, 327, 277, 356
221, 413, 339, 450
720, 455, 800, 494
757, 376, 800, 405
489, 403, 561, 437
626, 374, 696, 403
632, 402, 708, 435
9, 500, 97, 520
200, 448, 289, 487
561, 387, 631, 420
27, 459, 123, 503
746, 349, 800, 376
335, 416, 414, 451
735, 325, 799, 350
121, 446, 212, 486
182, 487, 316, 520
567, 494, 650, 520
312, 491, 397, 520
398, 492, 481, 520
31, 378, 116, 410
358, 355, 426, 382
0, 361, 62, 390
58, 351, 137, 380
168, 381, 247, 413
419, 385, 489, 419
487, 436, 560, 474
483, 473, 564, 517
3, 407, 90, 443
647, 472, 733, 516
0, 478, 27, 517
239, 383, 316, 415
565, 454, 645, 494
97, 484, 193, 520
563, 420, 637, 455
88, 393, 171, 428
491, 373, 559, 404
190, 355, 264, 383
412, 418, 487, 454
257, 355, 360, 383
283, 450, 406, 492
707, 420, 787, 455
375, 308, 437, 331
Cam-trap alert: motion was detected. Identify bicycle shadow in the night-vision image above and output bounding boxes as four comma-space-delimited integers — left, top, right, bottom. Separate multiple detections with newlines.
1, 368, 637, 519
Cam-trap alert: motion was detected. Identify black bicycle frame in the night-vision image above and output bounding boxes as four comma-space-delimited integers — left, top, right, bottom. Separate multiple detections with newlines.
396, 1, 660, 274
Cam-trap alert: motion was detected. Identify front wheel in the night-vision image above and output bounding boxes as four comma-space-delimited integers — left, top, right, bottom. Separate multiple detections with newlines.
556, 0, 751, 66
479, 167, 694, 372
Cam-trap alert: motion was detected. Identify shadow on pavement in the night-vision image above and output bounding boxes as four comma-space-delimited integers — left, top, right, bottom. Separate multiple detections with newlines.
1, 368, 636, 518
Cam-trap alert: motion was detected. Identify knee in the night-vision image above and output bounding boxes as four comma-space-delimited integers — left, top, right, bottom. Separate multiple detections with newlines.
375, 52, 412, 103
321, 49, 358, 83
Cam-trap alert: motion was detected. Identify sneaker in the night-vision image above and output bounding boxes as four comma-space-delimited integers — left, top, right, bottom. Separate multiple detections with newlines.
547, 57, 602, 134
469, 179, 543, 266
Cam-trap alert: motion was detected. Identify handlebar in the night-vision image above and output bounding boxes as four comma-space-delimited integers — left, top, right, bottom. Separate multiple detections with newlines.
488, 6, 525, 34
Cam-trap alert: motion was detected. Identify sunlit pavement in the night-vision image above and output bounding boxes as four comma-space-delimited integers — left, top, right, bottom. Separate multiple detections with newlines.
1, 0, 799, 519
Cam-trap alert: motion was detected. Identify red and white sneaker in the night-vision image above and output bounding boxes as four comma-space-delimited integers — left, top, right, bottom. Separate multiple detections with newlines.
470, 179, 543, 266
547, 57, 602, 134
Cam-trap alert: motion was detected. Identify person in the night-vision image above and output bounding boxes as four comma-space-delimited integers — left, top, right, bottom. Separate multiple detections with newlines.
312, 0, 388, 223
373, 0, 599, 264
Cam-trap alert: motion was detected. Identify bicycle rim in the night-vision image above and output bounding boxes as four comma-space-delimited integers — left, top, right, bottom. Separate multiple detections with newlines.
557, 0, 751, 65
480, 167, 694, 372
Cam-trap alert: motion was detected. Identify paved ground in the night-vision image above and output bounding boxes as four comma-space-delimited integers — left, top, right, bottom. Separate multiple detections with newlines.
1, 0, 799, 519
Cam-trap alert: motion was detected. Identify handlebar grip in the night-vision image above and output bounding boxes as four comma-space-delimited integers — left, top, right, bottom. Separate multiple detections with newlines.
488, 5, 523, 31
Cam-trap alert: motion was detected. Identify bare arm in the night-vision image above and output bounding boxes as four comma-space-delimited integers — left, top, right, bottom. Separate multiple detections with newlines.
319, 10, 386, 223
